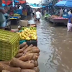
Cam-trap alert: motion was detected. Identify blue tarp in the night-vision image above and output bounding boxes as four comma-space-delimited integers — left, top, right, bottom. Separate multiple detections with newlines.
55, 1, 66, 7
15, 0, 19, 2
2, 3, 6, 7
55, 0, 72, 8
29, 3, 42, 8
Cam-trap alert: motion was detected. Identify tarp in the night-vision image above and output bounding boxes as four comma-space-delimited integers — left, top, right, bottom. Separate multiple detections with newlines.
2, 3, 6, 6
29, 3, 42, 8
55, 0, 72, 7
55, 1, 66, 7
2, 1, 12, 5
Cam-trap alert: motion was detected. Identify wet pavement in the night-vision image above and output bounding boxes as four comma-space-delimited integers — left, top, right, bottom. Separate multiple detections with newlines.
37, 19, 72, 72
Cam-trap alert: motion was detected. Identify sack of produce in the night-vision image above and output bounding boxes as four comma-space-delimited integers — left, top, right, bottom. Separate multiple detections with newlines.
33, 67, 40, 72
0, 63, 21, 72
18, 53, 34, 61
34, 61, 38, 67
10, 58, 34, 69
21, 69, 35, 72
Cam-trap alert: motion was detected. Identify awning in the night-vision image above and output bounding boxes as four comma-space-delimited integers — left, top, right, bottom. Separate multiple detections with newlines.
19, 1, 26, 4
2, 1, 12, 5
55, 0, 72, 8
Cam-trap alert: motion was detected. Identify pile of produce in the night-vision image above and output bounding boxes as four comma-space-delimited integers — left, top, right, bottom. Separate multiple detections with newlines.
50, 15, 59, 18
50, 15, 66, 19
18, 27, 37, 40
44, 14, 51, 18
0, 42, 40, 72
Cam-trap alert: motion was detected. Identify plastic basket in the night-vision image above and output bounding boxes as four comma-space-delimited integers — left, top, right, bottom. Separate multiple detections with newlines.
0, 29, 20, 61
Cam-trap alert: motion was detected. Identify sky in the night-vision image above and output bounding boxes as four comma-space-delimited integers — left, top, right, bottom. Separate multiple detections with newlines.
26, 0, 41, 3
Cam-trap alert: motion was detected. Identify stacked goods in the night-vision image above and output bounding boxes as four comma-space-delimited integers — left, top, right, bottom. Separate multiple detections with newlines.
50, 15, 65, 19
44, 14, 51, 18
0, 29, 20, 60
17, 27, 37, 40
50, 15, 59, 18
0, 42, 40, 72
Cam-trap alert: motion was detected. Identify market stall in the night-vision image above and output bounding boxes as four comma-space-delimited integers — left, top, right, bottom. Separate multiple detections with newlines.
18, 27, 37, 46
0, 29, 40, 72
9, 14, 21, 25
49, 15, 68, 25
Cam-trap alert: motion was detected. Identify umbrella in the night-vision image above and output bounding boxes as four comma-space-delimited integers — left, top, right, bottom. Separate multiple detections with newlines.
55, 1, 66, 7
55, 0, 72, 8
65, 1, 72, 8
2, 3, 6, 6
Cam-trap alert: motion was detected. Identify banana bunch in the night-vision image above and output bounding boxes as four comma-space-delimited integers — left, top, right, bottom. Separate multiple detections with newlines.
17, 27, 37, 40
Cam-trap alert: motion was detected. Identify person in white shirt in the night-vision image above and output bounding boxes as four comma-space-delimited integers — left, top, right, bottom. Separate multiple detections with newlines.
19, 5, 23, 9
68, 10, 71, 15
60, 8, 63, 17
35, 9, 41, 22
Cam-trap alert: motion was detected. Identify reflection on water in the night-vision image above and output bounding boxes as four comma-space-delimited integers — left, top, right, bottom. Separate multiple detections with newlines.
37, 19, 72, 72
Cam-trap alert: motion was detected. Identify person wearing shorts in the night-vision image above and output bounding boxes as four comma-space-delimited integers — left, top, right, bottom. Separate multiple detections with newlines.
35, 9, 41, 22
67, 9, 72, 32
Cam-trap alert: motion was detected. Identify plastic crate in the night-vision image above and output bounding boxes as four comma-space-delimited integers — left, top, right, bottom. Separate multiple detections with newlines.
26, 40, 37, 46
0, 29, 20, 61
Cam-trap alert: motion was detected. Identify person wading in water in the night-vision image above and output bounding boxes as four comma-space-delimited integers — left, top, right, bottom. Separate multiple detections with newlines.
67, 9, 72, 31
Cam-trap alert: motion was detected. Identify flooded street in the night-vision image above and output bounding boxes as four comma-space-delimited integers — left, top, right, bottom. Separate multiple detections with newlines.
37, 19, 72, 72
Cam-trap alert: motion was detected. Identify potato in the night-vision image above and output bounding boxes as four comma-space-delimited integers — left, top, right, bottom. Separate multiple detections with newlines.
15, 53, 23, 58
10, 58, 34, 69
18, 49, 24, 53
24, 44, 33, 52
26, 60, 34, 64
18, 53, 34, 61
22, 45, 28, 51
21, 69, 35, 72
9, 67, 21, 72
19, 42, 27, 49
34, 61, 38, 67
33, 54, 39, 60
0, 63, 21, 72
33, 67, 40, 72
0, 61, 10, 65
28, 48, 40, 53
2, 70, 10, 72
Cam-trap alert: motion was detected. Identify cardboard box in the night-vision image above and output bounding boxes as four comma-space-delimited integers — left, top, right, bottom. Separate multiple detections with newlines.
19, 20, 28, 26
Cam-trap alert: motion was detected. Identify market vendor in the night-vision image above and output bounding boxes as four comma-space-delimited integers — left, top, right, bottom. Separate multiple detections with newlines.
67, 9, 72, 32
60, 8, 63, 17
0, 2, 6, 29
63, 9, 68, 18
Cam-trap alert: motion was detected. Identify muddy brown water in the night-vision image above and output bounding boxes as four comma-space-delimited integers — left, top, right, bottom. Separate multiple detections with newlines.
36, 19, 72, 72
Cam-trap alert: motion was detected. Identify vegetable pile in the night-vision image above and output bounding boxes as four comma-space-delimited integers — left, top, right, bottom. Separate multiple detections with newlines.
0, 42, 40, 72
18, 27, 37, 40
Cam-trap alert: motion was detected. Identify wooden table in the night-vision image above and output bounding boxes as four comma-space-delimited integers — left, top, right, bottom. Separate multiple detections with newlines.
49, 18, 68, 25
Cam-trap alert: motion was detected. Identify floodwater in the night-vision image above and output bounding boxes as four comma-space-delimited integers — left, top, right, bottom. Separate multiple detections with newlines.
37, 19, 72, 72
